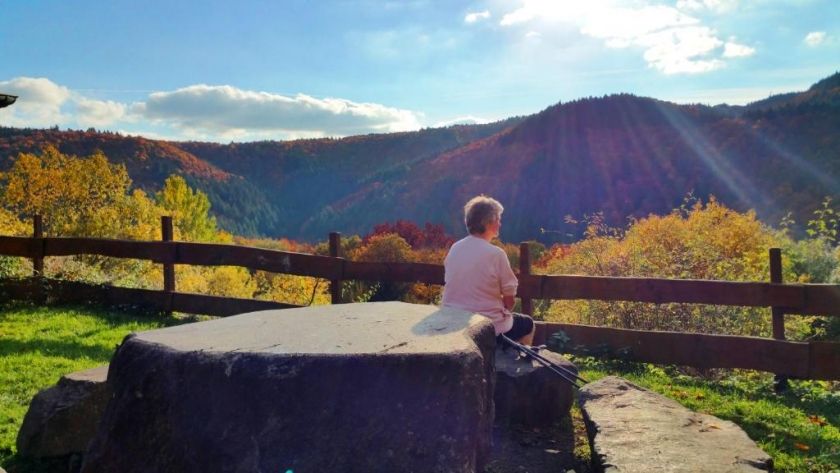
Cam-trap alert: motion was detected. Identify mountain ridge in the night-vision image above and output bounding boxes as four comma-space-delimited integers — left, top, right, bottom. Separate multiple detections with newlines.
1, 73, 839, 242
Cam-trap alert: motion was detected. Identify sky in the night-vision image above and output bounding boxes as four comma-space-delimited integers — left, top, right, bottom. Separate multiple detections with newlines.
0, 0, 838, 142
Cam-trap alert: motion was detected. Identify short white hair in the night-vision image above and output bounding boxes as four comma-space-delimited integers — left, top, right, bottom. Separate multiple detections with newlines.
464, 195, 503, 234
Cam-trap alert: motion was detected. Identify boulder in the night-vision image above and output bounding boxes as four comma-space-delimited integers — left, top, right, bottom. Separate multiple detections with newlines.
81, 302, 497, 473
579, 376, 772, 472
17, 365, 110, 458
494, 347, 576, 428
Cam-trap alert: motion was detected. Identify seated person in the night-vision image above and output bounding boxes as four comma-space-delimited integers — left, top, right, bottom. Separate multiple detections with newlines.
441, 195, 535, 346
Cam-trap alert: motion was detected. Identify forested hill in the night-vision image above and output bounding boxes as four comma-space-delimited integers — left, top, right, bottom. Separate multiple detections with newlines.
1, 73, 839, 242
0, 118, 521, 235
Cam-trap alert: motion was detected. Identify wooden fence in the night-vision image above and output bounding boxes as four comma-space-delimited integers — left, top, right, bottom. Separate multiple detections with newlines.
1, 216, 839, 380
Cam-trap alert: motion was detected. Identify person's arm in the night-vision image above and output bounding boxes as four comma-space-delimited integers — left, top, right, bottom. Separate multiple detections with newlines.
498, 250, 518, 313
502, 294, 515, 311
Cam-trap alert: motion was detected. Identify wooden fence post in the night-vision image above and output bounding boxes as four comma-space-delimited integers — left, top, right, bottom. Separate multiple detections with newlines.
329, 232, 342, 304
519, 242, 533, 316
32, 215, 44, 277
162, 216, 175, 314
769, 247, 789, 392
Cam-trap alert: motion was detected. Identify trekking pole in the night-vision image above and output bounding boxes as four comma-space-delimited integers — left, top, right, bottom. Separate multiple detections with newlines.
500, 334, 588, 388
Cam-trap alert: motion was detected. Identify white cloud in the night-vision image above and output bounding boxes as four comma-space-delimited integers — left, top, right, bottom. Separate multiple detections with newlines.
804, 31, 826, 47
464, 10, 490, 24
499, 0, 753, 74
722, 40, 755, 58
0, 77, 129, 129
0, 77, 426, 141
0, 77, 71, 126
640, 26, 725, 74
136, 84, 422, 136
76, 97, 126, 127
433, 116, 490, 127
580, 5, 699, 46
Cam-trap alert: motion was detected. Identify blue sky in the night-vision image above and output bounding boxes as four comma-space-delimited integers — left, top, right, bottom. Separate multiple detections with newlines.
1, 0, 837, 142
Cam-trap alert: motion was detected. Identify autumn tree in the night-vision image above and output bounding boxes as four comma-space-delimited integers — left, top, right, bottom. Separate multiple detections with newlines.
156, 175, 218, 242
540, 199, 790, 337
0, 207, 29, 278
0, 147, 251, 293
350, 233, 416, 301
0, 147, 165, 284
366, 220, 454, 249
1, 146, 136, 237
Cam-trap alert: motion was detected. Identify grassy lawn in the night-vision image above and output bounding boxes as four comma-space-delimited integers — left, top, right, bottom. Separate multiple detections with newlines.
571, 357, 840, 473
1, 304, 838, 472
0, 302, 187, 471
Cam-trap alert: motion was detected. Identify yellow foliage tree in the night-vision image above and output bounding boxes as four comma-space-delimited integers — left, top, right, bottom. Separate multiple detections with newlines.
1, 146, 134, 237
176, 265, 257, 299
0, 148, 244, 292
156, 175, 219, 242
0, 207, 30, 278
253, 271, 330, 306
0, 207, 28, 236
349, 233, 416, 302
540, 199, 792, 337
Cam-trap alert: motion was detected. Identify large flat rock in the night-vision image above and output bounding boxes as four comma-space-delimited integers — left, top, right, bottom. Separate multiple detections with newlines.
81, 302, 497, 473
579, 376, 772, 472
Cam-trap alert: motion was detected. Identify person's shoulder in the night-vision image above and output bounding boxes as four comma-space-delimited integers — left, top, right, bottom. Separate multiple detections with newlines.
454, 235, 472, 245
449, 236, 472, 250
481, 239, 504, 253
489, 243, 508, 258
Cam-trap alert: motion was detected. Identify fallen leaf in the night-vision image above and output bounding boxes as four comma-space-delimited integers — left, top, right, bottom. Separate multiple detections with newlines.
794, 442, 810, 452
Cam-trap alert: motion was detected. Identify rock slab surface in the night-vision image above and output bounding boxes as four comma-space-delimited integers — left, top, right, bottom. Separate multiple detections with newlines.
81, 302, 496, 473
579, 376, 772, 472
17, 365, 110, 458
495, 347, 576, 428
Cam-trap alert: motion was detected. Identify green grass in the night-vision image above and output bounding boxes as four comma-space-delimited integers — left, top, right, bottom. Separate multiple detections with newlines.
572, 357, 840, 473
0, 302, 187, 471
1, 304, 838, 472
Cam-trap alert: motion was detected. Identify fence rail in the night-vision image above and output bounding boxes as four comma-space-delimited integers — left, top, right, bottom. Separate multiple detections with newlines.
1, 216, 839, 380
5, 234, 839, 315
0, 278, 299, 316
532, 323, 840, 380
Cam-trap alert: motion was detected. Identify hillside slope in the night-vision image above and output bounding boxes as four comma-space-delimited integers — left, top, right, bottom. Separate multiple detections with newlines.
337, 91, 840, 241
1, 73, 838, 242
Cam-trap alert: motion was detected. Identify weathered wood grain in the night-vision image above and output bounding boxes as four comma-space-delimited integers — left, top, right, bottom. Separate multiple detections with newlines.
535, 322, 840, 380
343, 260, 445, 284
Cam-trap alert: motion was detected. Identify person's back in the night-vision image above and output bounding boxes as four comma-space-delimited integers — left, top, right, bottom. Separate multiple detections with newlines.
441, 195, 534, 345
442, 235, 517, 335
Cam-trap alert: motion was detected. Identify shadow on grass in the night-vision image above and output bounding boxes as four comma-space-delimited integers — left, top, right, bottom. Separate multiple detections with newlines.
0, 338, 117, 362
